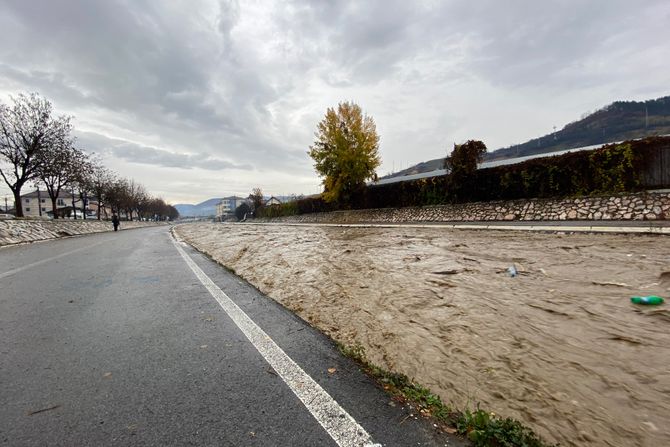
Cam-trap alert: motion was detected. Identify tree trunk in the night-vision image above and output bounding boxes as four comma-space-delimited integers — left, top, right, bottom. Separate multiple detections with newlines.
51, 197, 58, 219
79, 191, 86, 220
71, 191, 76, 219
13, 189, 23, 217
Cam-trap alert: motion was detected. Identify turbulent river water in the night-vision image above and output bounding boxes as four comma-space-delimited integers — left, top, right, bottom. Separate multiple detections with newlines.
175, 223, 669, 447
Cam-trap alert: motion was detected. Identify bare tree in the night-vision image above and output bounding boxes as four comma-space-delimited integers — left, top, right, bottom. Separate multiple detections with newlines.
136, 196, 179, 221
122, 179, 145, 221
37, 142, 88, 219
132, 183, 149, 220
85, 159, 115, 220
0, 93, 72, 217
73, 152, 98, 220
249, 187, 264, 211
105, 177, 128, 217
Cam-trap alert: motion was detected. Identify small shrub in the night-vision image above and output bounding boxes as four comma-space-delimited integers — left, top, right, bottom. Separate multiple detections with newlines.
456, 406, 557, 447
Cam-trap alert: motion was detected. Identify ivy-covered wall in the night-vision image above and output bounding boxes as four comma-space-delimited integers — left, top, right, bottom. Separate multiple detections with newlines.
256, 137, 670, 219
255, 191, 670, 224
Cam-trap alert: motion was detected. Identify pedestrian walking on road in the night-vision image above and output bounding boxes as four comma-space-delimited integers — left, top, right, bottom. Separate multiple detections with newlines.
112, 213, 120, 232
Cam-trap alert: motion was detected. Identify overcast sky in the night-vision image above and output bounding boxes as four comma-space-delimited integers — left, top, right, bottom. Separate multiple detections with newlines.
1, 0, 669, 204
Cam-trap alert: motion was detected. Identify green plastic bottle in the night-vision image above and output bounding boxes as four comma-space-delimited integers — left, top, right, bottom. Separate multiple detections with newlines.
630, 296, 664, 305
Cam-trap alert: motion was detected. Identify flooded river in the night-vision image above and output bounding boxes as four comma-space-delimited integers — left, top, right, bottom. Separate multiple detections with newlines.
175, 223, 669, 447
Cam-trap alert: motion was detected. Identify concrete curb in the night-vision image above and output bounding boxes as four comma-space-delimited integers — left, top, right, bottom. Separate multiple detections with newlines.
237, 221, 670, 235
0, 221, 171, 249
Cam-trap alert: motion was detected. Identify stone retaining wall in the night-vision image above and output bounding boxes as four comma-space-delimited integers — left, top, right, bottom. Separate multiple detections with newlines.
259, 191, 670, 224
0, 219, 166, 246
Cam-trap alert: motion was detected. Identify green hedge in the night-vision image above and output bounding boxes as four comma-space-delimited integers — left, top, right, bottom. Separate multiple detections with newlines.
256, 195, 336, 218
255, 136, 669, 218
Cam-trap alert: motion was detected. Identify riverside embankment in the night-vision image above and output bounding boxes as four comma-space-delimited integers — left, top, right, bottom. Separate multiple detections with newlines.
0, 219, 165, 246
256, 190, 670, 224
175, 223, 669, 447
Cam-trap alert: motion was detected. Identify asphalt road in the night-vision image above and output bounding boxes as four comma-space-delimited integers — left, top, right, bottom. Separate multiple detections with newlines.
0, 226, 465, 447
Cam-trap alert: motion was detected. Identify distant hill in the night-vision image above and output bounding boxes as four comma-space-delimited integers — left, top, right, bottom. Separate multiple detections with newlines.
174, 198, 221, 217
383, 95, 670, 179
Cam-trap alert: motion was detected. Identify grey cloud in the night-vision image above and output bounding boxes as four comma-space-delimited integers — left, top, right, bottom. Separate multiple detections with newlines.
269, 1, 423, 85
432, 0, 670, 88
0, 0, 296, 164
112, 143, 252, 171
1, 0, 234, 128
76, 131, 252, 171
0, 63, 91, 105
218, 0, 240, 44
270, 0, 670, 89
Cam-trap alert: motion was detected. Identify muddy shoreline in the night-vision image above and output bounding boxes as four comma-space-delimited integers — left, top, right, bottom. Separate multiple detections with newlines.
175, 223, 669, 447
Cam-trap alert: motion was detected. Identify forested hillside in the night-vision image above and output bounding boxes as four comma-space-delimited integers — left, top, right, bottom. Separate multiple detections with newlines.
490, 96, 670, 160
383, 96, 670, 178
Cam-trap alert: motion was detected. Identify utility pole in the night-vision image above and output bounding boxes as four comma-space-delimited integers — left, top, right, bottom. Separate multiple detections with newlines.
645, 104, 649, 129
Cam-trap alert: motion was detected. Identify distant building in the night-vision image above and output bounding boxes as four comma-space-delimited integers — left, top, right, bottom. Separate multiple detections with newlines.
265, 196, 282, 206
216, 196, 249, 220
88, 200, 112, 219
20, 190, 95, 218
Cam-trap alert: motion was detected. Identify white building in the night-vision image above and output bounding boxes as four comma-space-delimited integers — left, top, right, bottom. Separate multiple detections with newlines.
216, 196, 249, 220
20, 190, 92, 218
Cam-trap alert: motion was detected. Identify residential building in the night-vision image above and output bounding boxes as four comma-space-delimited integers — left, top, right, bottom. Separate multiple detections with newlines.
216, 196, 249, 220
20, 190, 92, 218
265, 196, 282, 206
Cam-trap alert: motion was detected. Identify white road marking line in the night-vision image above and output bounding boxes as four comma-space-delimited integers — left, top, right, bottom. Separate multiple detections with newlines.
171, 236, 381, 447
0, 240, 107, 280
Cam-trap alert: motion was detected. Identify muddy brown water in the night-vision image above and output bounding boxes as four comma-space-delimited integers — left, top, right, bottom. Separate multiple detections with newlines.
175, 223, 670, 447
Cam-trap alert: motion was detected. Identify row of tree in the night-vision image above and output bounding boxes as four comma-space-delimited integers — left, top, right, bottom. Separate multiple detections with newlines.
0, 93, 178, 220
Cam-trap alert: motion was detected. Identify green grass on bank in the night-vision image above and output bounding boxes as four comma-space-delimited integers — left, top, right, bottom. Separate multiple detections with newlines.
338, 343, 557, 447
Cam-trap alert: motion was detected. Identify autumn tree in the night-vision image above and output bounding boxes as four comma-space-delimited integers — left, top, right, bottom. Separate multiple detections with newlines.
444, 140, 487, 178
0, 93, 72, 217
308, 101, 380, 204
443, 140, 487, 200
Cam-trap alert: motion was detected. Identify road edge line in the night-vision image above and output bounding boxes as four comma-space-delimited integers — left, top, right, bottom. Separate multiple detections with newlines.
170, 233, 380, 447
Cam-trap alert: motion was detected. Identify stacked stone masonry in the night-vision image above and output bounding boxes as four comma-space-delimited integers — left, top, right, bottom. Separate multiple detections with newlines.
0, 220, 164, 246
259, 191, 670, 224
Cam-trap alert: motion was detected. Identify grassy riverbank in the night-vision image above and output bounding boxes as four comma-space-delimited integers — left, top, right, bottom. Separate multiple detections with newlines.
338, 343, 555, 447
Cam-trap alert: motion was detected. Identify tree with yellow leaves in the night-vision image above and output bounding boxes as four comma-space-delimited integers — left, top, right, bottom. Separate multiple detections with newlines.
308, 102, 381, 204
